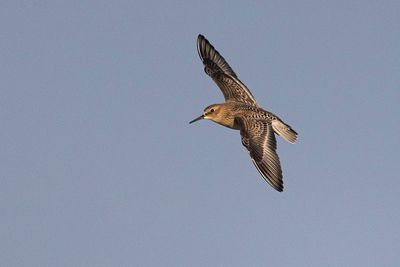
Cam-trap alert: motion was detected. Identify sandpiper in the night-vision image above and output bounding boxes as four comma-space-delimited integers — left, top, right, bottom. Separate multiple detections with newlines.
190, 34, 297, 192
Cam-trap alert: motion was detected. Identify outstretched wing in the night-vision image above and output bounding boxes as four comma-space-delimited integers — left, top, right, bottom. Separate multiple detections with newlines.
197, 34, 258, 106
236, 117, 283, 192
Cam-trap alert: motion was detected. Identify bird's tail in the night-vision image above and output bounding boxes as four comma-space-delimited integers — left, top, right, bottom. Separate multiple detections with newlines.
272, 120, 297, 144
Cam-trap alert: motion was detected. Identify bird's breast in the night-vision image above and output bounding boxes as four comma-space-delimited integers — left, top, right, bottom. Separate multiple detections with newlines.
212, 117, 239, 130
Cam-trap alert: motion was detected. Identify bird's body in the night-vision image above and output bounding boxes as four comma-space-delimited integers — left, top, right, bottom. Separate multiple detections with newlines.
202, 102, 276, 129
190, 35, 297, 192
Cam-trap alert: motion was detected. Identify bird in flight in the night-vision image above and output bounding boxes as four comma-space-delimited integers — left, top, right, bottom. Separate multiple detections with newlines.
190, 34, 297, 192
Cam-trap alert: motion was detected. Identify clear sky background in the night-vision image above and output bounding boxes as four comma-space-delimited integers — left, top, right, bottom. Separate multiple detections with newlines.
1, 1, 399, 266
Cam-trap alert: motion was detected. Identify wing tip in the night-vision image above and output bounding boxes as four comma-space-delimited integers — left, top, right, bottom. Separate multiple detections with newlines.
197, 34, 208, 61
252, 160, 284, 192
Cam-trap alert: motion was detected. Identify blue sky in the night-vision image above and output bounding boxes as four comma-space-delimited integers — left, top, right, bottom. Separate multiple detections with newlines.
1, 1, 399, 266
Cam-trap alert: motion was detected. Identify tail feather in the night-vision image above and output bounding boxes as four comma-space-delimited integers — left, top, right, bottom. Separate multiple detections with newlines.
271, 120, 297, 144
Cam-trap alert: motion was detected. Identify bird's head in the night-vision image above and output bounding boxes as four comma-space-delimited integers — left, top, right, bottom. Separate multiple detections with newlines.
189, 104, 222, 124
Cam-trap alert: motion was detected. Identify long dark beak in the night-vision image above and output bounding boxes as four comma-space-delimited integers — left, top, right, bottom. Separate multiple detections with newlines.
189, 114, 204, 124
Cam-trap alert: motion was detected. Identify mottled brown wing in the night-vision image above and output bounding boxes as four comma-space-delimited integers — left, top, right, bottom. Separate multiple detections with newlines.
197, 35, 258, 106
236, 117, 283, 192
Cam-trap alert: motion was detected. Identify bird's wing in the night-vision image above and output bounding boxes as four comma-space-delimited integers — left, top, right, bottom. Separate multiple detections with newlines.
197, 35, 259, 106
235, 116, 283, 191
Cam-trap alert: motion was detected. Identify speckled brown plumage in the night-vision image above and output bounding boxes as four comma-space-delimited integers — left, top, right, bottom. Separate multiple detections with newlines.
190, 34, 297, 192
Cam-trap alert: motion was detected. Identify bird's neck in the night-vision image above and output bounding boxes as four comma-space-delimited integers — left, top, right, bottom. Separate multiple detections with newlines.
212, 109, 238, 129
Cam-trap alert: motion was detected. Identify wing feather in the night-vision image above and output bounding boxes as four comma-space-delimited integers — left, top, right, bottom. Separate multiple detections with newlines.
197, 35, 258, 106
237, 117, 283, 192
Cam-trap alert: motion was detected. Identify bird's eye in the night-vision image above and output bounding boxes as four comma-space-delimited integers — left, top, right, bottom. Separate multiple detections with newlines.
210, 108, 214, 112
